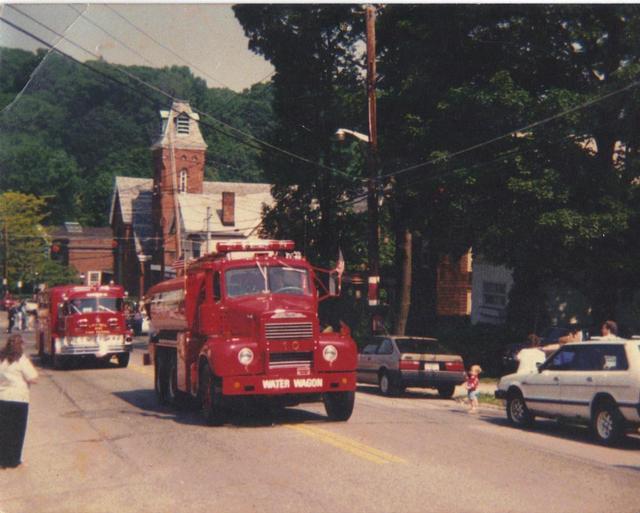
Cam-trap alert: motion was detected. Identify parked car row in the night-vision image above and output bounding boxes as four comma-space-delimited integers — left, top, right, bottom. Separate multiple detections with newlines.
356, 333, 640, 447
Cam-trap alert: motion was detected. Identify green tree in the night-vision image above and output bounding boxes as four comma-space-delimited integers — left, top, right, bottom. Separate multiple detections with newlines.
377, 5, 640, 331
0, 135, 82, 224
234, 4, 367, 266
0, 192, 49, 290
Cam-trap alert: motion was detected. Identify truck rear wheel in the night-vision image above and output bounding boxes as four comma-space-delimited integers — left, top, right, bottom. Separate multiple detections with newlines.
155, 353, 170, 405
323, 391, 355, 421
199, 364, 225, 426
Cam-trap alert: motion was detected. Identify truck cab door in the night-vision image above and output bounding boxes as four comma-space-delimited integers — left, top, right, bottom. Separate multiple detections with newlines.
197, 271, 222, 336
56, 303, 67, 333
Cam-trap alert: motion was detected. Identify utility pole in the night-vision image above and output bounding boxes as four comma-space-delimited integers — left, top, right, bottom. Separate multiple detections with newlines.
2, 222, 8, 294
206, 206, 211, 254
366, 4, 380, 310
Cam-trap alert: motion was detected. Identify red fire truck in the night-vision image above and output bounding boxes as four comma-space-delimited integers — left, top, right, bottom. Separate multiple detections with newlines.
146, 240, 357, 424
36, 284, 132, 369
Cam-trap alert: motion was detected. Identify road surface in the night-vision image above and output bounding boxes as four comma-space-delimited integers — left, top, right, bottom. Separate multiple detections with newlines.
1, 330, 638, 513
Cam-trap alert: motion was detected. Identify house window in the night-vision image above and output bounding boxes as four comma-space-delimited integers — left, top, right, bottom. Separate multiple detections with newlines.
179, 169, 188, 193
190, 236, 201, 259
482, 281, 507, 307
176, 114, 190, 135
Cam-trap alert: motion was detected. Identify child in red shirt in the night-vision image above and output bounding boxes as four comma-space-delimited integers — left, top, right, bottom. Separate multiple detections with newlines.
466, 364, 482, 413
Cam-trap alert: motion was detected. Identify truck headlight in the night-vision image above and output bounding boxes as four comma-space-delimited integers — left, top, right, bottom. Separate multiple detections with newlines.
238, 347, 254, 365
322, 345, 338, 363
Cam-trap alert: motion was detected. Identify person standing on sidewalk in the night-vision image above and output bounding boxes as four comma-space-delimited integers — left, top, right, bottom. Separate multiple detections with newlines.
465, 365, 482, 413
0, 334, 38, 468
6, 305, 16, 334
516, 334, 546, 374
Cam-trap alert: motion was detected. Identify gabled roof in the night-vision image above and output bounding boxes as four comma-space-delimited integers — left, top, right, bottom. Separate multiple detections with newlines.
109, 176, 154, 255
110, 176, 273, 251
151, 100, 207, 151
110, 176, 151, 225
177, 189, 273, 238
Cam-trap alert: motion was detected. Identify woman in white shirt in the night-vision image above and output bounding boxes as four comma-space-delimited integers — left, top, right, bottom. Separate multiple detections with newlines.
516, 334, 546, 374
0, 334, 38, 468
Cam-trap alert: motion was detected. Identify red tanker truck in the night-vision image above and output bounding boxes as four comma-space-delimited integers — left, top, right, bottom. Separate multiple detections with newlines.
145, 240, 357, 424
36, 284, 132, 369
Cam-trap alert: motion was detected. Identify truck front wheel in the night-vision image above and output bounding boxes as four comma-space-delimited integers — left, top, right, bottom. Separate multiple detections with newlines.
323, 391, 355, 421
199, 364, 225, 426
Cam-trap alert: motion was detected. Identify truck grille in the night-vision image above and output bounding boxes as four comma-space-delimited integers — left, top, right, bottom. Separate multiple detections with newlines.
269, 351, 313, 369
265, 322, 313, 340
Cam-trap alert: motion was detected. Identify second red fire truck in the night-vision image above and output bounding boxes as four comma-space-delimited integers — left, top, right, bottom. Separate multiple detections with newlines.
145, 240, 357, 424
36, 284, 132, 369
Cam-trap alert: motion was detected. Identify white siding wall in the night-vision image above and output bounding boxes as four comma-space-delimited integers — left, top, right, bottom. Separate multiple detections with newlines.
470, 259, 514, 325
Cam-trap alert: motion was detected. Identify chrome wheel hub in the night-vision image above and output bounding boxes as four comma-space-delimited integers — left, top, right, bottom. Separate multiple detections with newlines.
597, 411, 613, 439
511, 399, 525, 422
380, 375, 389, 394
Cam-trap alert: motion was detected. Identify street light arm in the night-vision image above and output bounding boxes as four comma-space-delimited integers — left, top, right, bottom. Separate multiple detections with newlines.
335, 128, 370, 143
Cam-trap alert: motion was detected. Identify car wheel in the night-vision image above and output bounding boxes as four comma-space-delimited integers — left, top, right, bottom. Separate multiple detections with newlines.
199, 363, 225, 426
592, 400, 624, 445
378, 371, 398, 396
323, 391, 355, 421
116, 352, 130, 368
437, 385, 456, 398
506, 390, 533, 427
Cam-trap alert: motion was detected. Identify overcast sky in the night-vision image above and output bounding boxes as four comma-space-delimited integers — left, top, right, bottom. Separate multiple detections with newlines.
0, 3, 274, 92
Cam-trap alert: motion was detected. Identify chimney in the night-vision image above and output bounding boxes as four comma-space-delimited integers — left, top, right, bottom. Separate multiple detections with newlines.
222, 192, 235, 226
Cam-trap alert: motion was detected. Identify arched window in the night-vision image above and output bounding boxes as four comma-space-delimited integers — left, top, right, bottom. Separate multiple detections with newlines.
179, 169, 188, 193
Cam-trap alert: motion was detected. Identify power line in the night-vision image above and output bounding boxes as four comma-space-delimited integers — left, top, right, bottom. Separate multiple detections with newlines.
99, 5, 356, 181
67, 4, 157, 68
375, 79, 640, 183
3, 6, 359, 184
103, 4, 233, 90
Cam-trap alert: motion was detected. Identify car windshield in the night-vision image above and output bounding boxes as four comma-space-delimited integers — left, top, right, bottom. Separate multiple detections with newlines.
68, 297, 123, 313
395, 338, 454, 355
225, 265, 311, 298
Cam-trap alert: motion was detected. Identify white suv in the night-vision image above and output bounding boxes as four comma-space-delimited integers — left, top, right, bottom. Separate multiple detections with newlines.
495, 340, 640, 445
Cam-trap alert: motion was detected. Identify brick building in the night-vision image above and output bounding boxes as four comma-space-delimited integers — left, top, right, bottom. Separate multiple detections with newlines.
436, 252, 473, 317
110, 100, 272, 297
50, 222, 114, 282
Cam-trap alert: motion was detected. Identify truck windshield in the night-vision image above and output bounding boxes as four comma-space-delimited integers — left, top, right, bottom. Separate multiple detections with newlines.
68, 297, 123, 314
225, 266, 310, 298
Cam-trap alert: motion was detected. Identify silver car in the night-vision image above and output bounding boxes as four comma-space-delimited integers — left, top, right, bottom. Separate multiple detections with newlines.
357, 336, 466, 397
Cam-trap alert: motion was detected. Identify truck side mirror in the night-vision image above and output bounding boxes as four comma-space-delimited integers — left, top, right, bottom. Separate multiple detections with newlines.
328, 272, 340, 297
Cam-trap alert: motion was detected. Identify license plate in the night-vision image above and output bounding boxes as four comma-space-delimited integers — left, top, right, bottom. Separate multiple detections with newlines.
423, 362, 439, 371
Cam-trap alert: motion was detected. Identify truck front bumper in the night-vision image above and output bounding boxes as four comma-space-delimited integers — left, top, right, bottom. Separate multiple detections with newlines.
221, 371, 356, 396
56, 335, 132, 356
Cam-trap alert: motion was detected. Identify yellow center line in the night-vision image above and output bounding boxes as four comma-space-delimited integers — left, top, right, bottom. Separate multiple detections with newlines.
287, 424, 407, 465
